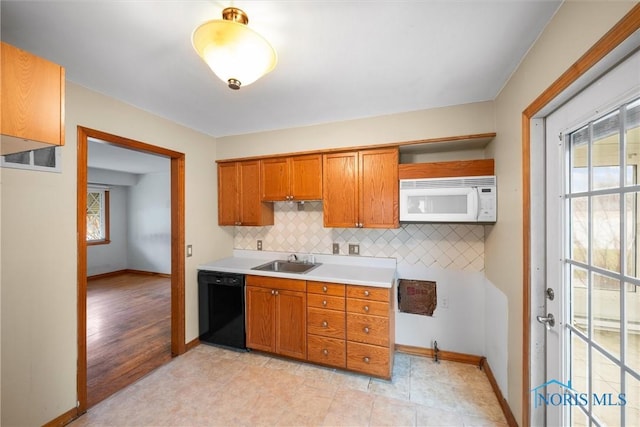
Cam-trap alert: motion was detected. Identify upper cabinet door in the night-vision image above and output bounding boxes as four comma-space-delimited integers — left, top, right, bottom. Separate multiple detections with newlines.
261, 157, 289, 201
323, 152, 359, 227
217, 162, 239, 226
359, 148, 399, 228
289, 154, 322, 201
218, 161, 274, 226
261, 154, 322, 201
238, 160, 272, 226
1, 42, 65, 154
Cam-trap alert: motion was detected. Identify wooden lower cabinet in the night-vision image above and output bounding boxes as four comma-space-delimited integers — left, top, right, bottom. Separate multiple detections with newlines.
346, 341, 391, 378
246, 275, 306, 360
306, 282, 346, 369
305, 281, 394, 378
345, 285, 394, 379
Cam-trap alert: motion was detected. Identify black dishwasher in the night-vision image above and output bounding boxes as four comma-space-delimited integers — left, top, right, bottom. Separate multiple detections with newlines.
198, 270, 247, 350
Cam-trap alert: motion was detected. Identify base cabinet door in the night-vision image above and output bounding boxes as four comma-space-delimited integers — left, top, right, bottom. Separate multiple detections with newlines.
245, 286, 276, 352
275, 289, 307, 360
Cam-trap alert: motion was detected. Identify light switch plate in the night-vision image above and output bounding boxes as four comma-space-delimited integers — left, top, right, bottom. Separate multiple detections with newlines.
332, 243, 340, 254
186, 245, 193, 257
348, 244, 359, 255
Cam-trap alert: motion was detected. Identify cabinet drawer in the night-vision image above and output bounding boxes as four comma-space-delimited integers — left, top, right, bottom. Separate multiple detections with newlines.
307, 335, 346, 368
246, 275, 306, 292
346, 298, 388, 317
346, 313, 389, 346
308, 307, 345, 339
308, 293, 345, 311
346, 285, 390, 302
346, 341, 390, 378
307, 281, 345, 296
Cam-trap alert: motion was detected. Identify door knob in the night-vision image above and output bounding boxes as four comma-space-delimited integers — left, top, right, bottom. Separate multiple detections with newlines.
537, 313, 555, 330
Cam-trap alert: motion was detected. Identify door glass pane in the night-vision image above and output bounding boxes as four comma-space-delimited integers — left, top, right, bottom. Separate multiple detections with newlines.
626, 282, 640, 374
592, 349, 621, 427
626, 192, 639, 280
571, 265, 588, 334
571, 197, 589, 264
626, 373, 640, 427
571, 126, 589, 193
571, 332, 589, 397
626, 99, 640, 187
592, 111, 620, 190
571, 407, 589, 427
592, 272, 620, 358
592, 194, 621, 273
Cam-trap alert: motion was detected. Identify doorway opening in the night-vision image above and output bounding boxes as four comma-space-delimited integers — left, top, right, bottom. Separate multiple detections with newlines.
77, 127, 186, 413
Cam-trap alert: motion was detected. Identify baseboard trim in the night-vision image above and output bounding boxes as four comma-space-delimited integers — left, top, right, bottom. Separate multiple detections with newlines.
395, 343, 483, 366
395, 344, 517, 427
43, 407, 78, 427
481, 358, 518, 427
88, 269, 171, 280
185, 338, 200, 352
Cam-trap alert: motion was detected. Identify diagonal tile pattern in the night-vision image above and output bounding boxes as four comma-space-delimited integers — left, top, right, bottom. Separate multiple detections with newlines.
71, 345, 508, 426
234, 202, 485, 272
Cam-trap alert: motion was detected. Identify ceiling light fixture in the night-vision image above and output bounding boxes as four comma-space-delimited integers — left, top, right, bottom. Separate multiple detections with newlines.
192, 7, 277, 90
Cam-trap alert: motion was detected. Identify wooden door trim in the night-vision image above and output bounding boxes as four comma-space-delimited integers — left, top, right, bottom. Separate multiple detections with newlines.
76, 126, 186, 413
520, 5, 640, 426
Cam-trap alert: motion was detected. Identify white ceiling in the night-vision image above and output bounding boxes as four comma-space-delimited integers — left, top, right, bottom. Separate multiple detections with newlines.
1, 1, 561, 139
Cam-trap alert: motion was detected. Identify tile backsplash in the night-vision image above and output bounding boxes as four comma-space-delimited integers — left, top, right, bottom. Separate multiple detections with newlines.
234, 202, 485, 272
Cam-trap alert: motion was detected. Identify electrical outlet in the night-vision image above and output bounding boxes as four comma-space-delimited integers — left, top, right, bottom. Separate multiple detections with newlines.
257, 240, 262, 251
186, 245, 193, 257
348, 244, 360, 255
441, 297, 449, 309
332, 243, 340, 254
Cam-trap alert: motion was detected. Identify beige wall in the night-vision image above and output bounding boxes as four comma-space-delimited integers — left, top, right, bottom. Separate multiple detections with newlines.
217, 101, 495, 159
486, 1, 637, 425
0, 82, 231, 426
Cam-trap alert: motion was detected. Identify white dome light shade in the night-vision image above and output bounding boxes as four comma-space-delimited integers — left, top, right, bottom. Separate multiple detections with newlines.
192, 11, 277, 90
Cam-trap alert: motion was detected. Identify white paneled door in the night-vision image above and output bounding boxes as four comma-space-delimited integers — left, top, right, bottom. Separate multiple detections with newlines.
540, 50, 640, 426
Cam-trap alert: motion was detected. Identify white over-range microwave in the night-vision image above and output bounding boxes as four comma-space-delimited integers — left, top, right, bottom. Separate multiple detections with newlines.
399, 175, 497, 223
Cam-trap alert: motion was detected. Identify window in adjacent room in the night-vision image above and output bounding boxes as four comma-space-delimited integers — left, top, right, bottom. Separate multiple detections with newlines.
87, 187, 110, 245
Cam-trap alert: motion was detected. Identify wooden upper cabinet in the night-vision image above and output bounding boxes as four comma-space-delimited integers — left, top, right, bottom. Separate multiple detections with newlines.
323, 152, 359, 227
217, 160, 274, 226
323, 148, 398, 228
1, 42, 65, 155
359, 148, 399, 228
261, 154, 322, 201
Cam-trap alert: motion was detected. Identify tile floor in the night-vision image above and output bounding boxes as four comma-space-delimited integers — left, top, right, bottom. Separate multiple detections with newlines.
70, 345, 508, 426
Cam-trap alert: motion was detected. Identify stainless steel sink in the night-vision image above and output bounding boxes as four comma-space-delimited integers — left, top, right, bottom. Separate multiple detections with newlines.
251, 260, 321, 274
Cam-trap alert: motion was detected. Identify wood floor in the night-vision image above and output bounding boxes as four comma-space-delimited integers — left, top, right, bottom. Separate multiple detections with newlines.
87, 271, 172, 408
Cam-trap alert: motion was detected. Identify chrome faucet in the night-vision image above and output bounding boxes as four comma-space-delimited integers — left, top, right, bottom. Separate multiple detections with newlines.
287, 253, 298, 262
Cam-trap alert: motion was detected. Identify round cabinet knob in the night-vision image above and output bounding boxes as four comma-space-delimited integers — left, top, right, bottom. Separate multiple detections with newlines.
322, 349, 329, 356
364, 305, 369, 312
322, 286, 328, 293
364, 290, 370, 297
363, 327, 370, 334
322, 321, 328, 328
274, 290, 279, 296
271, 290, 275, 295
363, 357, 370, 363
322, 300, 328, 307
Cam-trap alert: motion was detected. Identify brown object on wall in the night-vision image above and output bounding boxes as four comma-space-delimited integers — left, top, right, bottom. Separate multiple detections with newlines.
398, 279, 437, 316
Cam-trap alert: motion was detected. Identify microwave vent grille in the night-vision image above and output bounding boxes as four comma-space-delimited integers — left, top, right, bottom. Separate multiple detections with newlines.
400, 175, 496, 189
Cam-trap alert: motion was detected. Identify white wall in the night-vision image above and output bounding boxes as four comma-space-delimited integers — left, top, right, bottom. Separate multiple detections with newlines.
485, 2, 637, 424
127, 171, 171, 274
86, 185, 128, 276
0, 82, 228, 426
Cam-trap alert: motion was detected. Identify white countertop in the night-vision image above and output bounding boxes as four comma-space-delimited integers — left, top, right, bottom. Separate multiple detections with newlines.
198, 250, 397, 288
